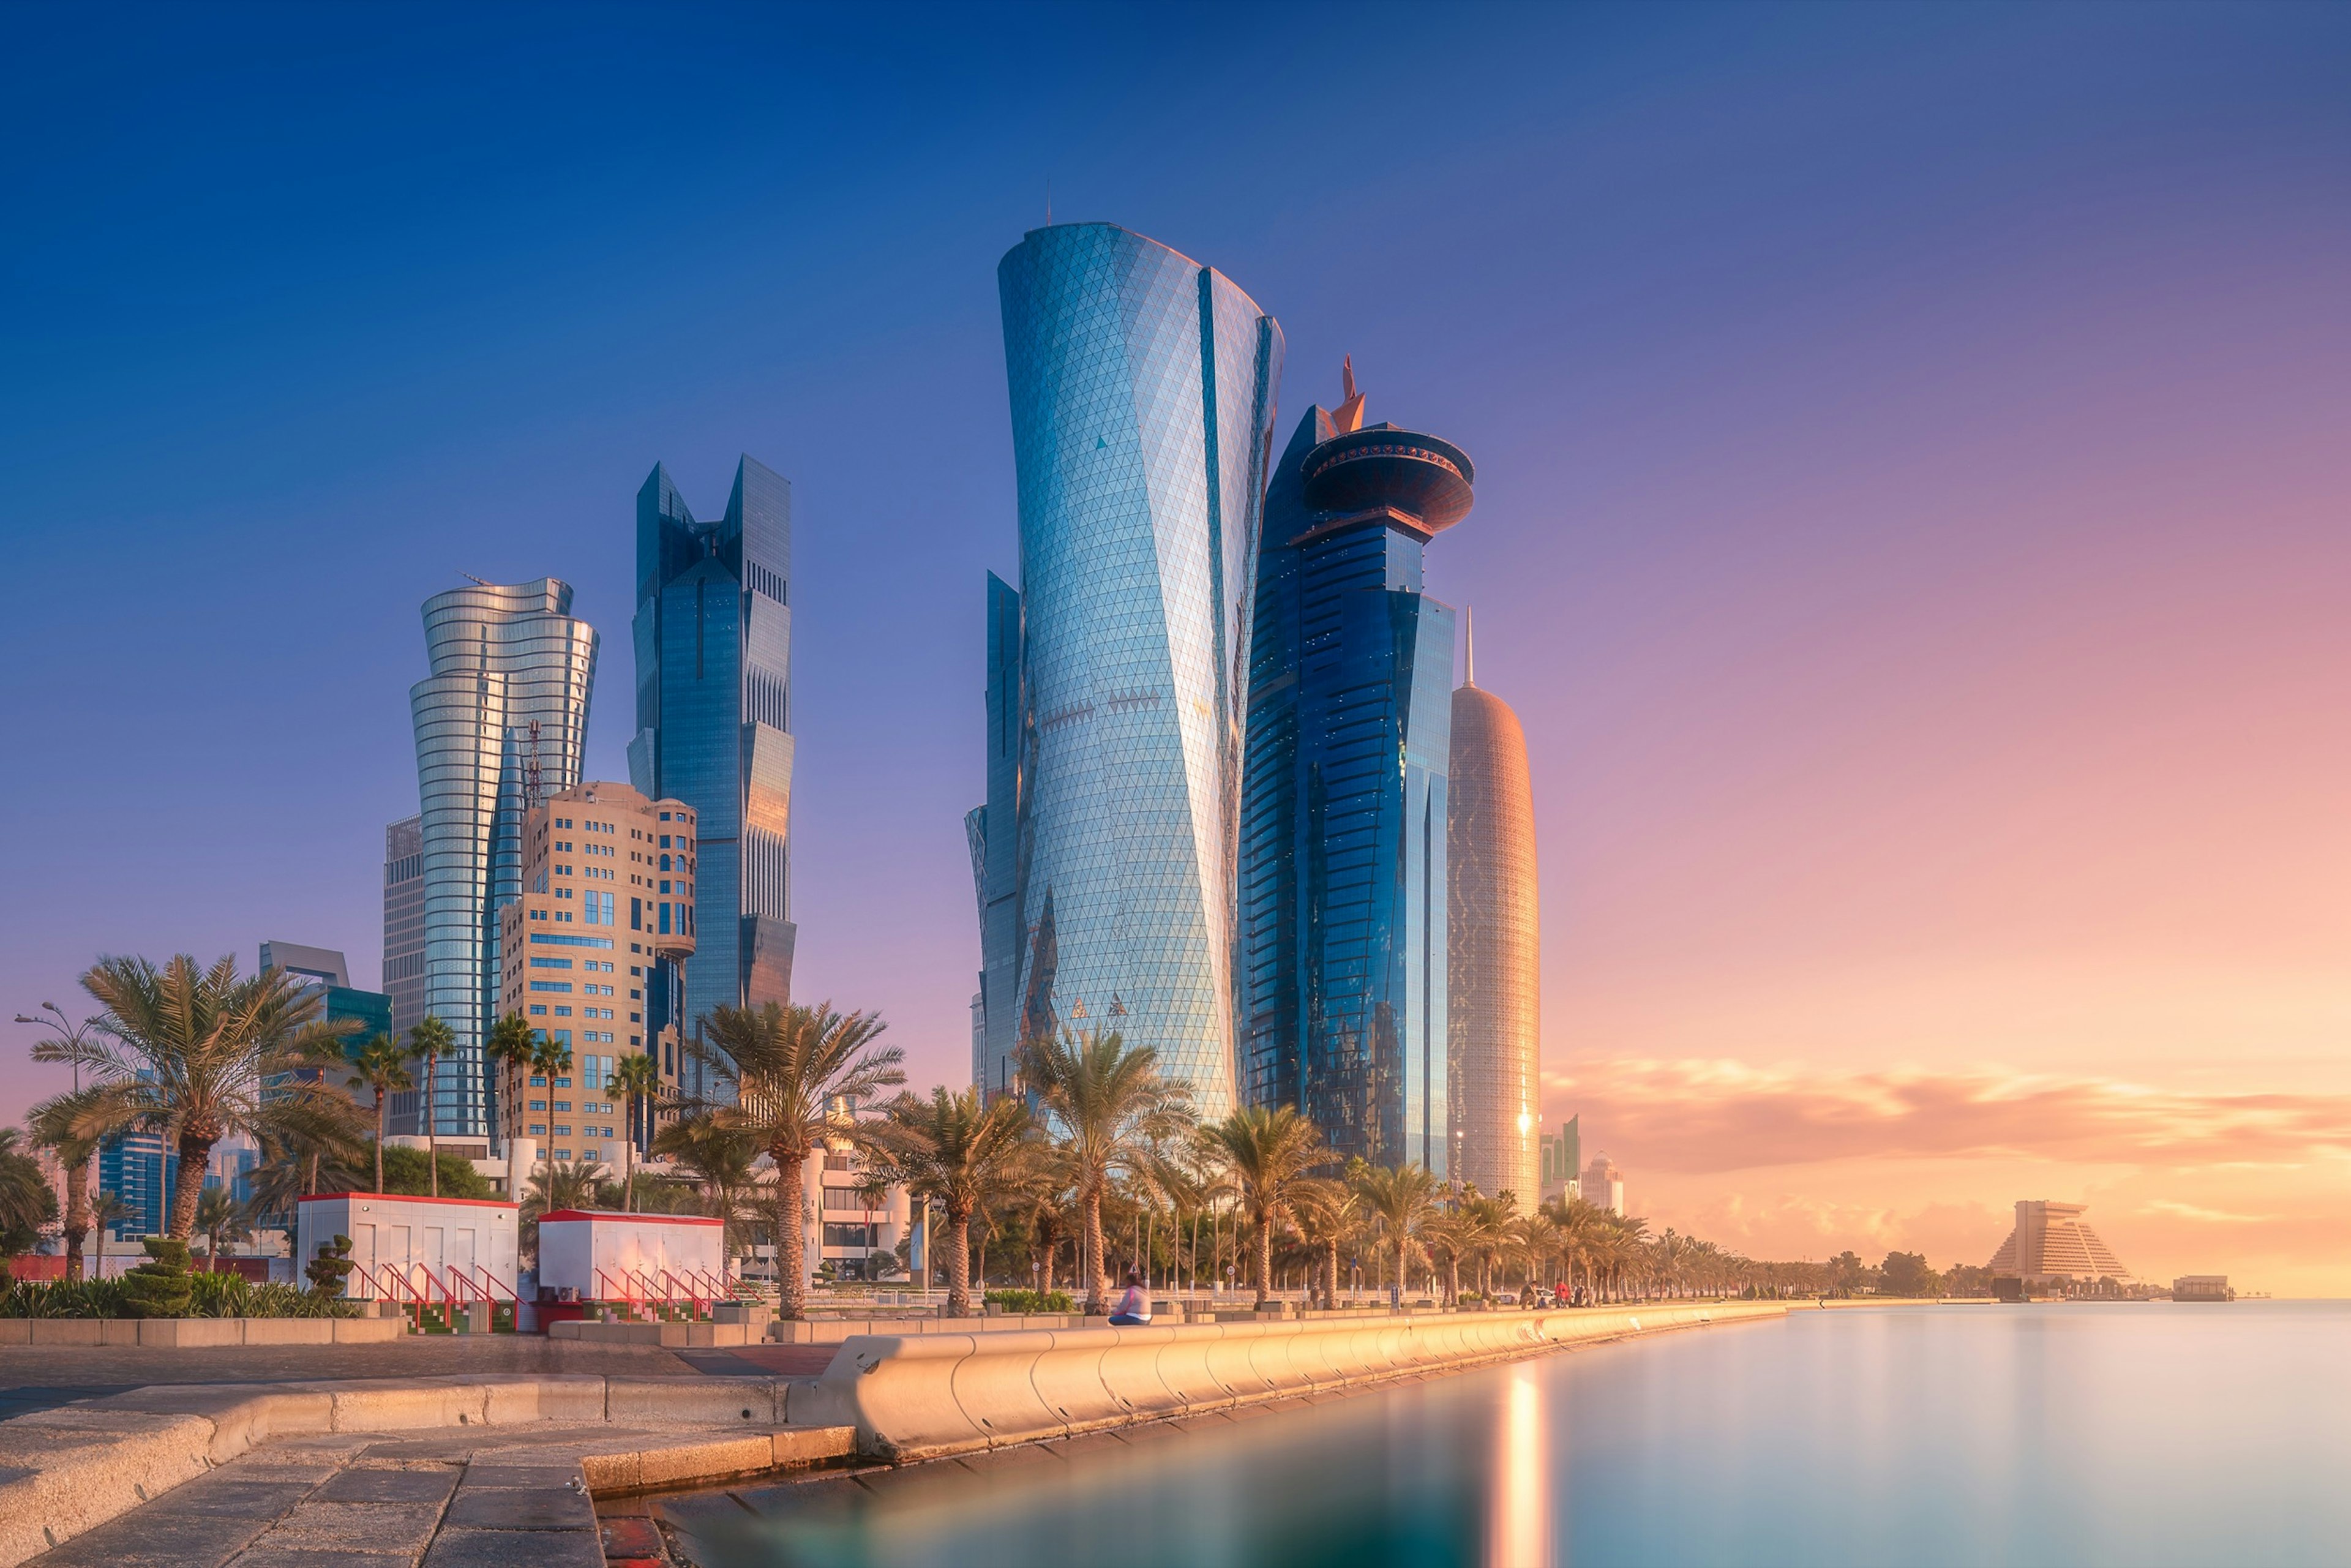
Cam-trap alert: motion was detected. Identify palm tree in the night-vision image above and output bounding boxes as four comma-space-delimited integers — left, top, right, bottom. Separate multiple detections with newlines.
0, 1130, 56, 1256
28, 1086, 127, 1281
611, 1053, 664, 1212
865, 1087, 1033, 1318
36, 954, 348, 1238
1196, 1105, 1328, 1311
482, 1013, 538, 1155
651, 1112, 762, 1272
1290, 1179, 1358, 1310
1349, 1160, 1441, 1309
688, 1001, 905, 1319
407, 1016, 454, 1198
1457, 1187, 1518, 1302
522, 1155, 609, 1218
343, 1033, 414, 1195
247, 1100, 370, 1225
87, 1191, 132, 1247
193, 1184, 252, 1271
1018, 1029, 1194, 1313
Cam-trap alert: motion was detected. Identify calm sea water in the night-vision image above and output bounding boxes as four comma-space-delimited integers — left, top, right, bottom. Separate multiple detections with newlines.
656, 1302, 2351, 1567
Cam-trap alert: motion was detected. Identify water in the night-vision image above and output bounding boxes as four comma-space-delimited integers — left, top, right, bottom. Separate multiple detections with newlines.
656, 1302, 2351, 1567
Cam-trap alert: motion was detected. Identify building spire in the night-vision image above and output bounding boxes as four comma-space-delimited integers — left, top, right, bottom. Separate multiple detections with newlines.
1331, 354, 1367, 434
1464, 604, 1476, 687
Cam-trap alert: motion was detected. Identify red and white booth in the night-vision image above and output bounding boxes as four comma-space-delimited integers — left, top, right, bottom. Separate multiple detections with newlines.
537, 1210, 729, 1309
297, 1193, 521, 1312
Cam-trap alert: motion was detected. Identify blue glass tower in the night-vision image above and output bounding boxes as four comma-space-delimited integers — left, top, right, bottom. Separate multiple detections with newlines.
970, 223, 1284, 1117
629, 457, 795, 1095
1239, 364, 1469, 1172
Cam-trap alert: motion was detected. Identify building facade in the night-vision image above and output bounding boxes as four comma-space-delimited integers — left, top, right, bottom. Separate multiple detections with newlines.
628, 457, 796, 1100
409, 578, 598, 1142
381, 816, 427, 1039
496, 781, 696, 1168
1539, 1115, 1580, 1204
1447, 625, 1542, 1201
1239, 366, 1465, 1173
1581, 1154, 1624, 1218
969, 223, 1283, 1119
1989, 1200, 2131, 1286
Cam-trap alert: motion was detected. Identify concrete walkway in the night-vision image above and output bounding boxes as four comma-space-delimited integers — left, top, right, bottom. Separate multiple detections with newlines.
26, 1424, 623, 1567
0, 1338, 699, 1420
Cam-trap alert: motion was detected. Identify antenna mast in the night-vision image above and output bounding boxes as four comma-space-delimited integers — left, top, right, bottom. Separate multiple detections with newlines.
523, 719, 545, 811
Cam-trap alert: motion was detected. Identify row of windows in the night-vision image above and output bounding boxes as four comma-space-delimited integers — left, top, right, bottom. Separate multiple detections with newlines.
526, 1098, 619, 1114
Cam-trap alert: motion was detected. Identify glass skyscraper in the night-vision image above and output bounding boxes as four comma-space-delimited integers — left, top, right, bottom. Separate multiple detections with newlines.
628, 457, 795, 1091
971, 223, 1283, 1119
409, 578, 596, 1140
1239, 366, 1469, 1174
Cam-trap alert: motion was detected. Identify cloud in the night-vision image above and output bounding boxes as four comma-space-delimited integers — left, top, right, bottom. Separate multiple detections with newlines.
1543, 1058, 2351, 1174
2142, 1199, 2279, 1224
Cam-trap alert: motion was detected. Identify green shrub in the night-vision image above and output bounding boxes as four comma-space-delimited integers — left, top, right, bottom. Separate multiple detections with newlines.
306, 1234, 355, 1300
122, 1239, 194, 1319
983, 1288, 1075, 1314
375, 1144, 495, 1200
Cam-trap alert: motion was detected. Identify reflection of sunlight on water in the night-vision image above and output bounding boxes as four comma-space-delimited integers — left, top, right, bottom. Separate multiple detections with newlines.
1490, 1366, 1551, 1566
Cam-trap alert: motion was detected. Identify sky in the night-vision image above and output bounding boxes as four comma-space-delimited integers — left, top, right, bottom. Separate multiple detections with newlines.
4, 2, 2347, 1291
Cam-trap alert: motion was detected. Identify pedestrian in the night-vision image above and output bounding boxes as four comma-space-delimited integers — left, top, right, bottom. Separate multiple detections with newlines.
1109, 1267, 1151, 1327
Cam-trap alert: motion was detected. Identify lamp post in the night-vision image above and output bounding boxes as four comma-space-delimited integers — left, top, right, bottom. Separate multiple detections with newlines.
17, 1002, 102, 1263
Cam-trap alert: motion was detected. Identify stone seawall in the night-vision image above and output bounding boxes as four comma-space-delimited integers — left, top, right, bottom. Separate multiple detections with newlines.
798, 1300, 1788, 1462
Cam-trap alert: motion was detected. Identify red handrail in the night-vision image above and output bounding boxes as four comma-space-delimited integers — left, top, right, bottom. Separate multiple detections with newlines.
656, 1268, 708, 1316
595, 1266, 642, 1306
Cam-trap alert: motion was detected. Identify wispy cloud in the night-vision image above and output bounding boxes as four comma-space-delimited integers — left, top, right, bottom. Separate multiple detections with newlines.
2143, 1199, 2279, 1224
1543, 1059, 2351, 1173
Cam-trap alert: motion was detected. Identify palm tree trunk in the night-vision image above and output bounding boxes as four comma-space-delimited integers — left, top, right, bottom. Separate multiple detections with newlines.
424, 1052, 438, 1198
374, 1099, 388, 1194
63, 1164, 89, 1283
945, 1210, 972, 1318
1254, 1215, 1274, 1310
1083, 1190, 1108, 1314
168, 1130, 216, 1240
776, 1150, 808, 1319
622, 1095, 636, 1214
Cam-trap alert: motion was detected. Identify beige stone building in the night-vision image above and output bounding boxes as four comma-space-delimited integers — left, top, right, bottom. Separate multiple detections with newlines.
497, 781, 696, 1168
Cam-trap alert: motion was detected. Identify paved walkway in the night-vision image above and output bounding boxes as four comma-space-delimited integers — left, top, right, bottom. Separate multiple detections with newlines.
0, 1338, 699, 1420
24, 1423, 664, 1567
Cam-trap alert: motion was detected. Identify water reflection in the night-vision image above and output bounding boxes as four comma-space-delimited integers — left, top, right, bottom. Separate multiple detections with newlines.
1491, 1367, 1550, 1567
656, 1304, 2351, 1568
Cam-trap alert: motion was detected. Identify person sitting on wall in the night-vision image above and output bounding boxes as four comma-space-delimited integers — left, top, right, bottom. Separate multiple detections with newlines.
1109, 1268, 1151, 1327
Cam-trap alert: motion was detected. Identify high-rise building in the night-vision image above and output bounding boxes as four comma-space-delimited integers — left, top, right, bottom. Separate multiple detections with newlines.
970, 223, 1283, 1118
1539, 1115, 1580, 1204
496, 781, 696, 1167
1989, 1200, 2131, 1285
409, 578, 597, 1142
1581, 1154, 1624, 1217
97, 1128, 171, 1238
382, 816, 427, 1037
1239, 364, 1466, 1173
1449, 622, 1542, 1201
257, 942, 392, 1100
629, 458, 795, 1099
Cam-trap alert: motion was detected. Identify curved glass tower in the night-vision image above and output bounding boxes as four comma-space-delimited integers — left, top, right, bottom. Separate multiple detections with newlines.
1447, 629, 1540, 1202
628, 456, 796, 1100
970, 223, 1283, 1119
1239, 367, 1464, 1173
410, 578, 597, 1140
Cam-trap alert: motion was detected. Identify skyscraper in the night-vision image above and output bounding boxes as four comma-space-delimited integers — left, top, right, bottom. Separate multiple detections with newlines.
409, 578, 597, 1141
970, 223, 1283, 1118
1239, 364, 1466, 1173
381, 816, 426, 1040
629, 457, 795, 1095
1449, 621, 1541, 1201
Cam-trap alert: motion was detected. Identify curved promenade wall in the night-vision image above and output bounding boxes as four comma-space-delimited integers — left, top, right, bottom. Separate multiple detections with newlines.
800, 1300, 1787, 1463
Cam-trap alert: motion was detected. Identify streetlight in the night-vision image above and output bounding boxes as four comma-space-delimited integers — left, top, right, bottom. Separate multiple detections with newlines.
15, 1002, 97, 1092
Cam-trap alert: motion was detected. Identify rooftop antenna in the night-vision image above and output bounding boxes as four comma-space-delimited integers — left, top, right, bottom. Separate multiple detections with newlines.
1464, 606, 1476, 688
460, 572, 490, 587
523, 718, 546, 810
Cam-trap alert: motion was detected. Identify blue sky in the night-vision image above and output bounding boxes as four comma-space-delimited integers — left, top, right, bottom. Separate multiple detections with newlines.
6, 2, 2350, 1280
